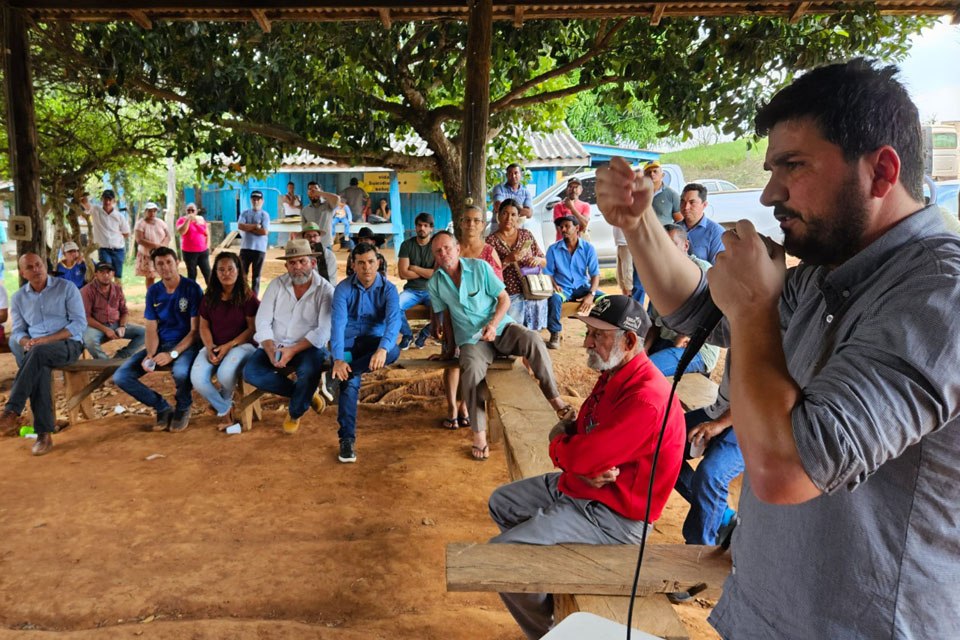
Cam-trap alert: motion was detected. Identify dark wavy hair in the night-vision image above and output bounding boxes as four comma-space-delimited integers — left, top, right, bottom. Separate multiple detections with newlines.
204, 251, 252, 308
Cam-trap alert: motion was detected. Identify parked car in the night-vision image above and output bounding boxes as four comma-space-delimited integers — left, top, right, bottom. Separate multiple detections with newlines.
692, 178, 740, 193
512, 165, 782, 267
932, 179, 959, 218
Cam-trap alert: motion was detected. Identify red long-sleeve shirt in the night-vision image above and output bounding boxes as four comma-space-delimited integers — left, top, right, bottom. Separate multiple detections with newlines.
549, 351, 685, 522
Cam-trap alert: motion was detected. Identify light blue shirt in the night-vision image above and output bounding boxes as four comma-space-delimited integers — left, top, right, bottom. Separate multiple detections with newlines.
685, 214, 726, 264
11, 275, 87, 343
544, 238, 599, 293
238, 208, 270, 252
490, 182, 532, 209
428, 258, 514, 347
330, 273, 401, 361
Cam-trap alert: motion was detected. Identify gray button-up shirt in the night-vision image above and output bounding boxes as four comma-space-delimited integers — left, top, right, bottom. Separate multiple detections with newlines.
665, 204, 960, 639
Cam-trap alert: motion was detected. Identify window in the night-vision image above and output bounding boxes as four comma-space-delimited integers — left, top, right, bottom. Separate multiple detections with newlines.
933, 133, 958, 149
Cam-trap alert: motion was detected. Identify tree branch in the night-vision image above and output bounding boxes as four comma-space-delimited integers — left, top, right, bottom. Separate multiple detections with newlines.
491, 18, 628, 112
493, 76, 626, 113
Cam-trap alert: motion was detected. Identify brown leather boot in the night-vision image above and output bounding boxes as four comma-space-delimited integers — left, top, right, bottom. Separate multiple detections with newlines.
31, 432, 53, 456
0, 410, 20, 437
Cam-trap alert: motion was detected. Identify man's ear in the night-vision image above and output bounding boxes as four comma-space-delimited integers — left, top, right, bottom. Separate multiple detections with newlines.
865, 146, 901, 199
623, 329, 639, 351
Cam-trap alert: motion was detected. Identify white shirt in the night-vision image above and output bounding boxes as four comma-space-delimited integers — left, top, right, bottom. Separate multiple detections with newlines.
0, 285, 8, 310
254, 270, 334, 349
90, 205, 131, 249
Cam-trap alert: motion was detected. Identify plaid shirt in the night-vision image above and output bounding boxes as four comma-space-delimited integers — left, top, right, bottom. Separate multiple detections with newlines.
80, 280, 127, 326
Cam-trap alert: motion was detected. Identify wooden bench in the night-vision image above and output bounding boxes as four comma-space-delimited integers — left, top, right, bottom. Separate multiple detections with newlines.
445, 361, 728, 638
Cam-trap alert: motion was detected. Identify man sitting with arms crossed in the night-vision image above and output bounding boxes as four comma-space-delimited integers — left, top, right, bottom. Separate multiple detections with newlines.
114, 247, 202, 433
330, 244, 402, 463
0, 253, 86, 456
427, 231, 571, 461
597, 59, 960, 639
242, 240, 334, 435
81, 261, 146, 359
397, 212, 435, 350
488, 295, 685, 639
543, 215, 603, 350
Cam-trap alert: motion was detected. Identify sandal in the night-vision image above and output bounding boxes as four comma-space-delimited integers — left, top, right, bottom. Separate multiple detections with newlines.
217, 410, 235, 432
457, 415, 471, 429
471, 444, 489, 461
441, 417, 459, 430
556, 405, 576, 421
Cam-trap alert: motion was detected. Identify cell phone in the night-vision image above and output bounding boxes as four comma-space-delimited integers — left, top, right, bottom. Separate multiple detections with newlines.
275, 349, 283, 363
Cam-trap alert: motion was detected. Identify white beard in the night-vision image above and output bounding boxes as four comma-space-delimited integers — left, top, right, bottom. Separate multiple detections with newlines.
586, 341, 625, 372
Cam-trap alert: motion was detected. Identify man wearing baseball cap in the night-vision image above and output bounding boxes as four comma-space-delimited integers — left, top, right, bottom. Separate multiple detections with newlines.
81, 261, 146, 360
90, 189, 130, 282
237, 190, 271, 295
53, 241, 87, 288
551, 177, 590, 241
543, 215, 602, 350
301, 221, 338, 285
643, 161, 682, 225
488, 294, 686, 638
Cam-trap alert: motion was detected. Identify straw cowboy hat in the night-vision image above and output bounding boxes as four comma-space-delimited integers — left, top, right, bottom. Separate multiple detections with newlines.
275, 239, 322, 260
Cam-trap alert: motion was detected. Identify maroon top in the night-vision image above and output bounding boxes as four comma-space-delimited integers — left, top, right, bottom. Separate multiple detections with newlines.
479, 244, 503, 281
80, 281, 127, 326
485, 228, 543, 295
199, 294, 260, 346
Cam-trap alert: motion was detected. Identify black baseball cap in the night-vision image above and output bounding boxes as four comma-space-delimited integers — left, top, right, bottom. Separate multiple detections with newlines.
554, 215, 578, 228
95, 261, 116, 272
250, 190, 263, 199
571, 294, 651, 335
102, 189, 116, 200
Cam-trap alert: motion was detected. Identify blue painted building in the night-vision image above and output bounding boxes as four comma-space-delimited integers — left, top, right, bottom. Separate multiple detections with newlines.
579, 143, 660, 167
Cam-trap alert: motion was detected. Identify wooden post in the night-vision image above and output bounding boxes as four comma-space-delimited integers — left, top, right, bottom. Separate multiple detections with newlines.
460, 0, 493, 222
2, 6, 45, 263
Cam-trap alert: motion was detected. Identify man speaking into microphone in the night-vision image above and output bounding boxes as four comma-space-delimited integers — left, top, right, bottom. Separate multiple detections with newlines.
597, 59, 960, 639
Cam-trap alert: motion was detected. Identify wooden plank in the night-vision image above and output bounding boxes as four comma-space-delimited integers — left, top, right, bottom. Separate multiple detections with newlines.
62, 367, 115, 417
216, 229, 240, 251
58, 358, 126, 372
486, 366, 560, 480
404, 304, 431, 321
673, 374, 718, 412
446, 542, 730, 598
651, 3, 666, 24
250, 8, 270, 32
395, 356, 515, 371
557, 594, 690, 640
128, 9, 152, 28
789, 1, 810, 22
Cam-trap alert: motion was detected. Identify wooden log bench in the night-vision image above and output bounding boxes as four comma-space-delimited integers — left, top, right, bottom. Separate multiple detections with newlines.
445, 360, 728, 638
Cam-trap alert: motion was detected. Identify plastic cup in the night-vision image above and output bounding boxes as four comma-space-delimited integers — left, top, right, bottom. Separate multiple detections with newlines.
143, 358, 156, 371
225, 424, 242, 435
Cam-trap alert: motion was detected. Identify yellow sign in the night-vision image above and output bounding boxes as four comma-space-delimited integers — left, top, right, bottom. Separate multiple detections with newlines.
361, 172, 427, 194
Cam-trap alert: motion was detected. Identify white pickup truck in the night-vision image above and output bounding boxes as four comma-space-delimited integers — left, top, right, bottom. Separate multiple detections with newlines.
521, 165, 782, 266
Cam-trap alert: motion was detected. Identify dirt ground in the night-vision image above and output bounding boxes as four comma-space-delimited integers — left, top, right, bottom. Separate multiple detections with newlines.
0, 246, 739, 639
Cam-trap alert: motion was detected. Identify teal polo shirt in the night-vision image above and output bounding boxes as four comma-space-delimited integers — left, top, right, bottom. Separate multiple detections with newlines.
428, 258, 515, 347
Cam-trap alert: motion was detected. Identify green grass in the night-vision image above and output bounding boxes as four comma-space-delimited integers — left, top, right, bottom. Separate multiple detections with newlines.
3, 260, 149, 305
661, 138, 770, 189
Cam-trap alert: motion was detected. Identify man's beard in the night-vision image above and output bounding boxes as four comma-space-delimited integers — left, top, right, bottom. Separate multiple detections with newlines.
776, 172, 869, 267
291, 271, 311, 285
586, 341, 625, 372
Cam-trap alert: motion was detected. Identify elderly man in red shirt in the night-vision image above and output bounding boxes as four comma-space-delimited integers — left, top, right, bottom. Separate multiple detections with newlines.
488, 294, 686, 639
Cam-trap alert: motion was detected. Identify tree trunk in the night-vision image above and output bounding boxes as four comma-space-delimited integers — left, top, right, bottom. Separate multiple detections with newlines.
458, 0, 493, 234
2, 6, 45, 264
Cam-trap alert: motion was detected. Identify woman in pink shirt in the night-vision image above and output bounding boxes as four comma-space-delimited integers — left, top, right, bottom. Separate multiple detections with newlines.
176, 203, 211, 285
133, 202, 171, 288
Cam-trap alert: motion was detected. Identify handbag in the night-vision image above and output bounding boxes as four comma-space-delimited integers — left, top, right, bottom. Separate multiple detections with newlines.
518, 266, 553, 300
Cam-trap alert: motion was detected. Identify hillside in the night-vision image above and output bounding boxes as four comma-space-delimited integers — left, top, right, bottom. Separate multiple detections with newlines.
662, 138, 769, 189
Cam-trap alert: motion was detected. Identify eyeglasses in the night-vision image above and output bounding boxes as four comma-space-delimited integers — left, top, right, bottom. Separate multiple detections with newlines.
216, 266, 237, 274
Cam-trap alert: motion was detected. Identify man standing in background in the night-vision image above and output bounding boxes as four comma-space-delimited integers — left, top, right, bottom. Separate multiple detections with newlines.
237, 190, 270, 295
340, 177, 369, 224
90, 189, 130, 283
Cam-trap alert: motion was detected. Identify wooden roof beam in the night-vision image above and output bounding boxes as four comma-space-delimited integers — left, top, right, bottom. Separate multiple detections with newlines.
513, 6, 524, 27
789, 2, 811, 23
651, 3, 665, 25
379, 8, 392, 29
251, 9, 271, 32
128, 10, 152, 29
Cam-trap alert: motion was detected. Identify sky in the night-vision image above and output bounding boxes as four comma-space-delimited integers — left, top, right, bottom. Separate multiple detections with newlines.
897, 18, 960, 123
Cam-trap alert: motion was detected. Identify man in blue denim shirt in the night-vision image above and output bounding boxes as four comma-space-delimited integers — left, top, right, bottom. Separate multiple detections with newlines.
543, 216, 603, 349
330, 244, 402, 464
114, 247, 201, 434
1, 253, 86, 455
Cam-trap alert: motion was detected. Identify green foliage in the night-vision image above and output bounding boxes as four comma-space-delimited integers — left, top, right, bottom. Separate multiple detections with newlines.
662, 138, 771, 188
31, 9, 934, 218
565, 87, 662, 147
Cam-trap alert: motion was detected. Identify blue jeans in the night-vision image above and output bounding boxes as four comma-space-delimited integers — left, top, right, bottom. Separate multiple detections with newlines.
113, 343, 199, 415
190, 343, 257, 416
242, 346, 328, 419
398, 288, 432, 338
674, 408, 744, 544
547, 285, 604, 333
648, 337, 706, 377
333, 214, 352, 246
83, 322, 146, 360
337, 336, 400, 441
98, 247, 126, 278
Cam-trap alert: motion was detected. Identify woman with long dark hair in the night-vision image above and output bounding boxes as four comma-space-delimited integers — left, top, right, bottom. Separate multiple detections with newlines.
189, 251, 260, 430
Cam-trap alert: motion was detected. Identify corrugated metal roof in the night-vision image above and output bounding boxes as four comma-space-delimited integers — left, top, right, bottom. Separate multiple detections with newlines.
280, 127, 588, 170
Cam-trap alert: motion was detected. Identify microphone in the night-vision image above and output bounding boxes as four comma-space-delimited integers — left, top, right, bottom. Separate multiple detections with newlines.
673, 295, 724, 380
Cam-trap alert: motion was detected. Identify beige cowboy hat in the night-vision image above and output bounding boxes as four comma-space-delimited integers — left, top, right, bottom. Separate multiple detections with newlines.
275, 239, 322, 260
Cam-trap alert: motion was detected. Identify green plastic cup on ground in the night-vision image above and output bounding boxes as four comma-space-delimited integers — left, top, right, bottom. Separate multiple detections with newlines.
19, 425, 34, 437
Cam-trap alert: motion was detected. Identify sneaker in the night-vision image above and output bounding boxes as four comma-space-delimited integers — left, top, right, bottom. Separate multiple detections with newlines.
716, 513, 738, 550
153, 408, 174, 432
168, 411, 191, 433
399, 334, 413, 350
546, 331, 562, 350
282, 414, 301, 435
338, 438, 357, 463
311, 393, 326, 414
414, 328, 430, 349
